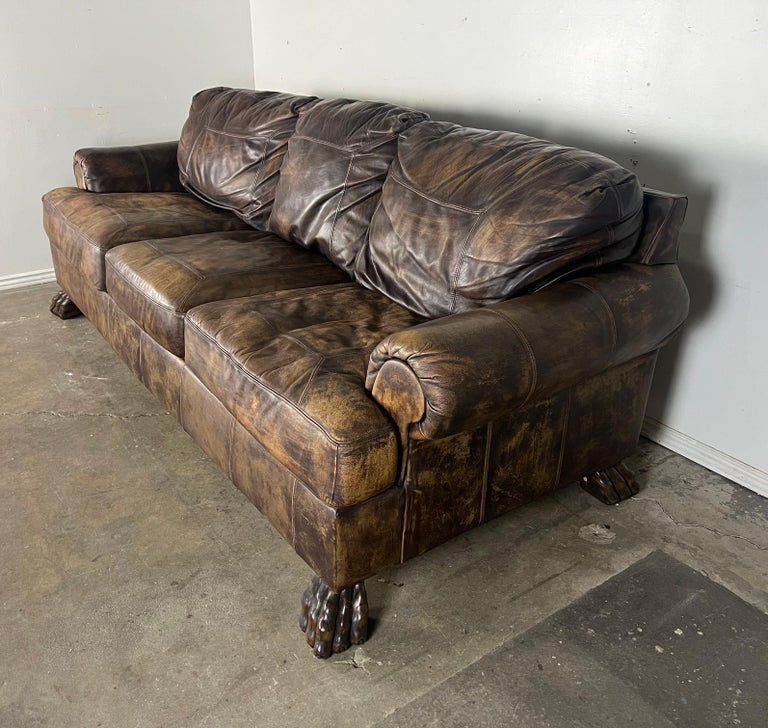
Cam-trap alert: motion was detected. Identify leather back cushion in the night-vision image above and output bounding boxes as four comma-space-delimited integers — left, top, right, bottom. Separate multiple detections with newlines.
178, 87, 316, 229
268, 99, 428, 274
354, 121, 644, 318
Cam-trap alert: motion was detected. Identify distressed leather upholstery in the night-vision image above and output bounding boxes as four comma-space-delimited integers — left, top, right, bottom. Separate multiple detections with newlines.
367, 263, 688, 441
269, 98, 428, 273
355, 121, 644, 317
73, 141, 184, 193
185, 284, 422, 506
178, 87, 317, 228
43, 87, 689, 613
105, 231, 348, 356
43, 187, 249, 289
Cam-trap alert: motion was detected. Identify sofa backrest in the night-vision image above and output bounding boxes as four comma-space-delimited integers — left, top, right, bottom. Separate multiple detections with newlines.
177, 87, 316, 229
354, 121, 644, 318
268, 98, 428, 274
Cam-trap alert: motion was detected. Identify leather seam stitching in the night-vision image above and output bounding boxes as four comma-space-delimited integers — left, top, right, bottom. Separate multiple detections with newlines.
135, 148, 152, 192
555, 392, 572, 485
450, 212, 488, 313
484, 309, 538, 404
389, 173, 485, 214
144, 242, 205, 278
479, 421, 493, 525
45, 198, 122, 258
107, 265, 183, 315
226, 418, 236, 481
571, 281, 618, 352
399, 440, 414, 564
297, 357, 324, 407
293, 132, 398, 154
330, 448, 340, 506
642, 203, 675, 265
248, 130, 279, 197
328, 153, 357, 261
202, 125, 270, 140
93, 195, 128, 225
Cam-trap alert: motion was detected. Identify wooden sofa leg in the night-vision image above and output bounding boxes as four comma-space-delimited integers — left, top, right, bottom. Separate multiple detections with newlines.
50, 290, 82, 319
580, 461, 640, 505
299, 575, 368, 658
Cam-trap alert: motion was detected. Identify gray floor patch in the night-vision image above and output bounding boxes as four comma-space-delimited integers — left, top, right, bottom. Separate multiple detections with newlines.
376, 550, 768, 727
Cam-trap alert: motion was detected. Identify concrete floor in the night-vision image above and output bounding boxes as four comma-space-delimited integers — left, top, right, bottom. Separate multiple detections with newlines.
1, 282, 767, 728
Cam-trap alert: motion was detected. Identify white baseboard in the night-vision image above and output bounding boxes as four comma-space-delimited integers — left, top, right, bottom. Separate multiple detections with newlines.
0, 269, 57, 291
643, 416, 768, 498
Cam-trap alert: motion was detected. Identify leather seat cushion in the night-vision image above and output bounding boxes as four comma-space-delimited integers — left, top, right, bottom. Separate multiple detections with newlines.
184, 284, 423, 507
268, 98, 427, 273
105, 231, 349, 357
354, 120, 644, 317
42, 187, 249, 290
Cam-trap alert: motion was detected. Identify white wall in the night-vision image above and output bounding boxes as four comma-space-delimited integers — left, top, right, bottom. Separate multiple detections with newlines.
0, 0, 254, 285
251, 0, 768, 493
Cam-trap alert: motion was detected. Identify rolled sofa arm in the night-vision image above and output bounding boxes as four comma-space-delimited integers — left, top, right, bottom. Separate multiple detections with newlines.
73, 141, 184, 193
366, 263, 689, 441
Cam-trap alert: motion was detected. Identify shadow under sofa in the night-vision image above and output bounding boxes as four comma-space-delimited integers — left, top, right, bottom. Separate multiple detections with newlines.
42, 87, 689, 658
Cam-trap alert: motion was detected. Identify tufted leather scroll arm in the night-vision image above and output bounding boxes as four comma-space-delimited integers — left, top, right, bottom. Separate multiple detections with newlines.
366, 262, 689, 442
73, 141, 184, 193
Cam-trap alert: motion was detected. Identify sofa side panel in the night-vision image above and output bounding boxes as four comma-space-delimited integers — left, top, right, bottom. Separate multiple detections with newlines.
484, 395, 571, 517
137, 326, 184, 418
401, 353, 658, 559
400, 427, 488, 562
50, 244, 184, 419
557, 352, 657, 485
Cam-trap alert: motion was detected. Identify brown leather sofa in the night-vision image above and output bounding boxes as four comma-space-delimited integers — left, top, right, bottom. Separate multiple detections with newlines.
43, 87, 689, 658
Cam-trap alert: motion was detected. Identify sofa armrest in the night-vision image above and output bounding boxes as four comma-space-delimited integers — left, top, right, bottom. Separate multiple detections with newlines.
73, 141, 184, 193
366, 263, 689, 441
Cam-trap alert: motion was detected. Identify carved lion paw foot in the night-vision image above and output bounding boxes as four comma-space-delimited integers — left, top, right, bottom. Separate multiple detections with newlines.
581, 461, 639, 505
50, 290, 82, 319
299, 576, 368, 658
